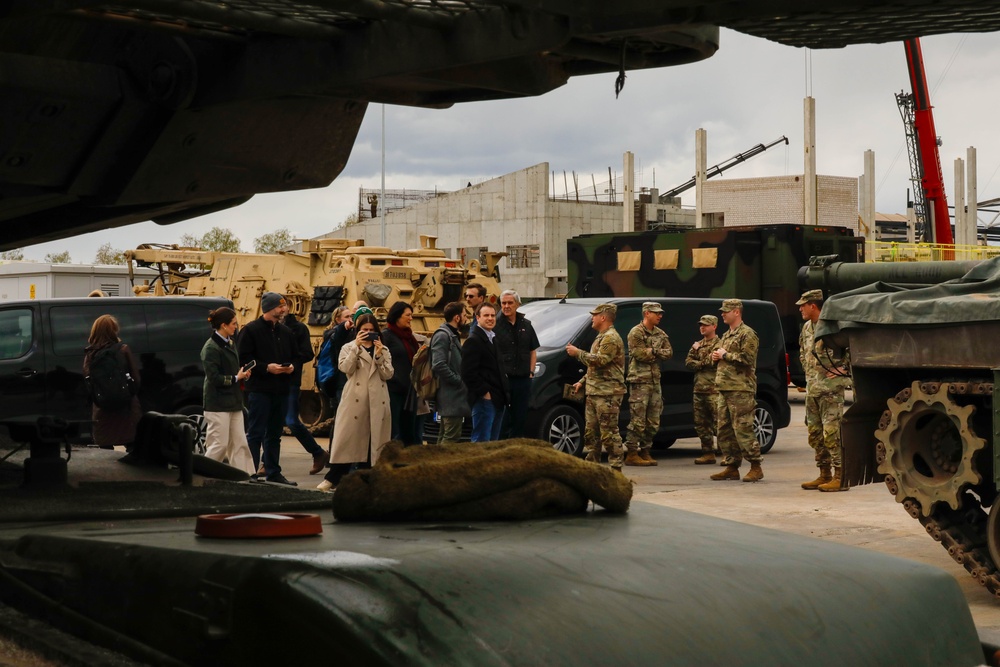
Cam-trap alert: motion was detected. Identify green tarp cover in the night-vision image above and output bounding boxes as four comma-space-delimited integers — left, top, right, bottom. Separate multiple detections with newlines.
817, 256, 1000, 338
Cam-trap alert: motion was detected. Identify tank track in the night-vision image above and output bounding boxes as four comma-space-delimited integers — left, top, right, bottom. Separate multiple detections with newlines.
877, 379, 1000, 597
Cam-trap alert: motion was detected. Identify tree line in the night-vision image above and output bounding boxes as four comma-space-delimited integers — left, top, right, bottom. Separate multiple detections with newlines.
0, 227, 295, 265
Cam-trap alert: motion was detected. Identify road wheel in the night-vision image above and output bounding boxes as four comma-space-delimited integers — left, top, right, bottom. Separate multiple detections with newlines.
537, 404, 584, 457
755, 399, 777, 454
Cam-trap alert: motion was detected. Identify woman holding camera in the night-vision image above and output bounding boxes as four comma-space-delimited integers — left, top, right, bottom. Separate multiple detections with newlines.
318, 313, 393, 491
200, 307, 255, 475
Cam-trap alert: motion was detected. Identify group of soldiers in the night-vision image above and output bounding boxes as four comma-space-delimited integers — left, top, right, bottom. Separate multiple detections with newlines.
569, 290, 850, 491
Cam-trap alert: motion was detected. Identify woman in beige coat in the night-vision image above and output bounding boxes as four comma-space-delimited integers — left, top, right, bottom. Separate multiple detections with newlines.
317, 313, 393, 491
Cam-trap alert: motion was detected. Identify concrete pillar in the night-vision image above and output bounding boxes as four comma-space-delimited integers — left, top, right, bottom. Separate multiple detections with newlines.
695, 128, 707, 228
623, 151, 634, 232
860, 150, 875, 259
954, 157, 966, 250
968, 147, 978, 246
804, 97, 817, 227
906, 204, 916, 244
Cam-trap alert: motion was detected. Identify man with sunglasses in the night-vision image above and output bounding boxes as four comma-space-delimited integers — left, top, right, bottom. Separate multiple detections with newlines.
465, 283, 486, 334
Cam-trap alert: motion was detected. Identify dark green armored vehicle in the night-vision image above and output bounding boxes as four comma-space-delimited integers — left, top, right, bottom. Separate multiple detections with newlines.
815, 256, 1000, 599
567, 225, 863, 384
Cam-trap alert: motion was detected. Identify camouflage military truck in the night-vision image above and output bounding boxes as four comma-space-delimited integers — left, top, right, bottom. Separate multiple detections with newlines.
126, 236, 503, 429
811, 257, 1000, 599
567, 225, 864, 385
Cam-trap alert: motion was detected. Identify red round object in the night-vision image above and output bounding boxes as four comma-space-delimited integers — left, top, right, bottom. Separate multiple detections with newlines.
195, 512, 323, 539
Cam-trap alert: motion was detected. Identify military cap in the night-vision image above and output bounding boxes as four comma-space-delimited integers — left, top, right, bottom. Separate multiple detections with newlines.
719, 298, 743, 312
260, 291, 286, 312
795, 289, 824, 305
642, 301, 664, 313
589, 303, 617, 316
698, 315, 718, 326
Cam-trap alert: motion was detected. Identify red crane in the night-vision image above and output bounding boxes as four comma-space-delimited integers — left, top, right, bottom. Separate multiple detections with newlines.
897, 38, 953, 245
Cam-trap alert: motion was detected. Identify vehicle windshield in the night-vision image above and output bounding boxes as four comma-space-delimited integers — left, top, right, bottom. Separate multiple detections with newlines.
518, 300, 592, 349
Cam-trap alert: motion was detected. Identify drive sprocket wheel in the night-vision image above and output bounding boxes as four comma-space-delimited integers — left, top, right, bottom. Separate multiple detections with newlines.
875, 380, 986, 516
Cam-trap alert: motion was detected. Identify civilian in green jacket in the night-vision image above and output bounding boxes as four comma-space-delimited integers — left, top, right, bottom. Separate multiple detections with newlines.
201, 307, 255, 475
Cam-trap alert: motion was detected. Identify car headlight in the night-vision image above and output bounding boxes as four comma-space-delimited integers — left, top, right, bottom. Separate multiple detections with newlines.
533, 361, 545, 379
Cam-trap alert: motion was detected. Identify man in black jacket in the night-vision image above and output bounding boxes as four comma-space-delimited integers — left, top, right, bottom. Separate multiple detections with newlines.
283, 313, 329, 475
494, 289, 540, 438
461, 302, 510, 442
237, 292, 296, 486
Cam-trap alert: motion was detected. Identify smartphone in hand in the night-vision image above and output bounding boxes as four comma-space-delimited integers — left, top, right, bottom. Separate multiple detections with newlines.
242, 360, 257, 372
365, 331, 380, 342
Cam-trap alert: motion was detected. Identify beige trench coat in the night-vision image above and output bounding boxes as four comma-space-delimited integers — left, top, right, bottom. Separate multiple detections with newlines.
331, 340, 394, 465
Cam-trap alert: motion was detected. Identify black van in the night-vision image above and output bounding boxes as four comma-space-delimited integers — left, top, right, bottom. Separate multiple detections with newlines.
0, 296, 232, 445
517, 297, 791, 456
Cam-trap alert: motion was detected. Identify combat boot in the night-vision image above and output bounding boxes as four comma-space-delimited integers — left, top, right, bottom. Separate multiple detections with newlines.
818, 467, 848, 492
693, 451, 716, 465
624, 450, 654, 467
710, 465, 740, 481
742, 461, 764, 483
639, 449, 658, 466
801, 467, 833, 490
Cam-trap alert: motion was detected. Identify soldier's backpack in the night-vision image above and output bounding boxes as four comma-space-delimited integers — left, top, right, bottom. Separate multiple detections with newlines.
86, 343, 135, 410
410, 342, 438, 400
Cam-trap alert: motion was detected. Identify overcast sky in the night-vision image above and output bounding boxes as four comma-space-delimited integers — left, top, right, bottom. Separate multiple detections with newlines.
20, 28, 1000, 263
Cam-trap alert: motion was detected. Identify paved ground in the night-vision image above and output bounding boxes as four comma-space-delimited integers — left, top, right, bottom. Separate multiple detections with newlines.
271, 392, 1000, 637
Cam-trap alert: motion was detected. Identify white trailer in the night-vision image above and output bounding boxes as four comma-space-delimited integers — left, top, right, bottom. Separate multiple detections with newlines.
0, 263, 158, 300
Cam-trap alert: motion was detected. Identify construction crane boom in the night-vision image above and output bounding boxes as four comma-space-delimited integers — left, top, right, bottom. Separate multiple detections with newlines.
658, 136, 789, 202
898, 37, 953, 245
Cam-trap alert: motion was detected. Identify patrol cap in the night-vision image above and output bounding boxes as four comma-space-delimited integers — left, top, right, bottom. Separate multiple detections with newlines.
698, 315, 718, 326
589, 303, 617, 316
719, 298, 743, 312
795, 289, 824, 306
261, 291, 286, 312
642, 301, 664, 313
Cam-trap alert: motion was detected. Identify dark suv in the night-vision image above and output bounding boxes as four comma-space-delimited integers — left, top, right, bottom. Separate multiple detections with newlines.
519, 297, 791, 456
0, 296, 232, 446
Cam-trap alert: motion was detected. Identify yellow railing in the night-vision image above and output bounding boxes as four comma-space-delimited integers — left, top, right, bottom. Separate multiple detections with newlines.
868, 241, 1000, 263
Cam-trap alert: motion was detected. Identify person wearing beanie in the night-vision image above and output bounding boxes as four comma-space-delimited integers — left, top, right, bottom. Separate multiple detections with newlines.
237, 291, 297, 486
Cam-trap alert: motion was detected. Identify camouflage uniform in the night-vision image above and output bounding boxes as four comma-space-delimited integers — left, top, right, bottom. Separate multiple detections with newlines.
685, 335, 722, 453
625, 321, 672, 455
716, 321, 760, 465
800, 318, 851, 468
579, 326, 626, 469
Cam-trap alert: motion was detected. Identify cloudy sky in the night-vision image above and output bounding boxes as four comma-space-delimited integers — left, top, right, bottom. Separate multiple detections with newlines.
20, 28, 1000, 262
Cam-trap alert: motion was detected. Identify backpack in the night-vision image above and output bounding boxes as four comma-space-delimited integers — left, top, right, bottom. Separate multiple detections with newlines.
86, 343, 135, 410
410, 342, 438, 400
316, 336, 337, 396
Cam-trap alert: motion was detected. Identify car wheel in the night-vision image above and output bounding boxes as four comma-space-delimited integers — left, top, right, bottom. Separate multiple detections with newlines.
176, 405, 207, 455
537, 404, 584, 456
755, 400, 777, 454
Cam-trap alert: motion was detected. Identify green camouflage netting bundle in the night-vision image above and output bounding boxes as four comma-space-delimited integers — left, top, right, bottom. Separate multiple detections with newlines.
333, 439, 632, 522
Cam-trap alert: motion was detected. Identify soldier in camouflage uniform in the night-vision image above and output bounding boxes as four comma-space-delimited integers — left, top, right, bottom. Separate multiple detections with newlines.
567, 303, 626, 471
710, 299, 763, 483
797, 289, 852, 492
685, 314, 722, 465
624, 302, 673, 466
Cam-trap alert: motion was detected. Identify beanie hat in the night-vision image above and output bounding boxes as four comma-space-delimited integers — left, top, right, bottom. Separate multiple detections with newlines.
261, 291, 286, 312
353, 305, 374, 323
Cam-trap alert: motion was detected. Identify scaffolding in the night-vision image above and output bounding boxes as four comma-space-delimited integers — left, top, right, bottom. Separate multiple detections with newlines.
357, 188, 444, 222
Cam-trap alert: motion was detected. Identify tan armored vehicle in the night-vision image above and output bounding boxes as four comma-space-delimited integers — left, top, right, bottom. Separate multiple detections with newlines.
126, 236, 504, 428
